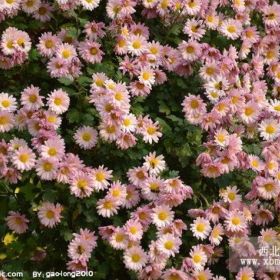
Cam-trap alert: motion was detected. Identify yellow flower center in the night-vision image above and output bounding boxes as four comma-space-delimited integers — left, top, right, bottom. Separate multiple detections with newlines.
149, 182, 159, 191
131, 253, 140, 263
90, 47, 98, 55
0, 115, 8, 125
186, 46, 195, 54
82, 132, 92, 142
227, 25, 236, 33
164, 240, 174, 250
265, 124, 276, 134
147, 126, 156, 135
196, 223, 205, 232
103, 201, 113, 209
54, 97, 62, 106
264, 183, 274, 192
29, 94, 38, 103
129, 226, 137, 234
62, 49, 72, 59
112, 188, 120, 197
48, 148, 57, 156
231, 217, 241, 226
245, 107, 254, 116
132, 40, 141, 49
193, 254, 202, 263
1, 100, 10, 108
43, 162, 53, 172
77, 179, 88, 189
228, 192, 236, 201
115, 233, 124, 242
46, 210, 55, 219
96, 171, 105, 182
142, 72, 151, 80
19, 153, 29, 163
158, 211, 168, 221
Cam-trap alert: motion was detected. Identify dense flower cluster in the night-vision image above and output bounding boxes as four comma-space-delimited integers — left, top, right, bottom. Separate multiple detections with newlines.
0, 0, 280, 279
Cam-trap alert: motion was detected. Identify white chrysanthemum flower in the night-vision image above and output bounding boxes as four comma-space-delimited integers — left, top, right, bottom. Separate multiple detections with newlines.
258, 118, 280, 141
190, 245, 207, 271
0, 93, 17, 112
157, 233, 181, 257
123, 246, 147, 271
79, 0, 100, 10
143, 152, 166, 175
0, 111, 14, 132
214, 128, 229, 147
151, 205, 174, 228
190, 217, 211, 240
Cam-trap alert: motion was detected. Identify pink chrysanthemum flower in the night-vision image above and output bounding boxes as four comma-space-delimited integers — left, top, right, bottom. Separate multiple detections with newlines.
220, 185, 241, 204
68, 238, 92, 262
184, 0, 201, 15
36, 158, 58, 180
183, 19, 206, 40
127, 166, 148, 186
78, 40, 104, 64
258, 228, 278, 247
107, 181, 127, 205
47, 57, 69, 78
142, 176, 164, 201
5, 211, 29, 234
21, 0, 40, 13
12, 146, 36, 171
220, 19, 243, 40
236, 267, 254, 280
37, 32, 61, 57
109, 227, 128, 250
56, 43, 77, 61
192, 269, 213, 280
143, 152, 166, 175
124, 220, 143, 241
140, 119, 162, 144
37, 202, 63, 228
257, 178, 280, 200
179, 40, 201, 61
83, 21, 105, 40
161, 269, 187, 280
91, 165, 112, 191
70, 172, 94, 198
20, 85, 43, 110
123, 185, 140, 209
33, 2, 53, 22
225, 211, 247, 232
40, 138, 65, 160
97, 196, 119, 217
209, 224, 224, 246
74, 126, 98, 150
